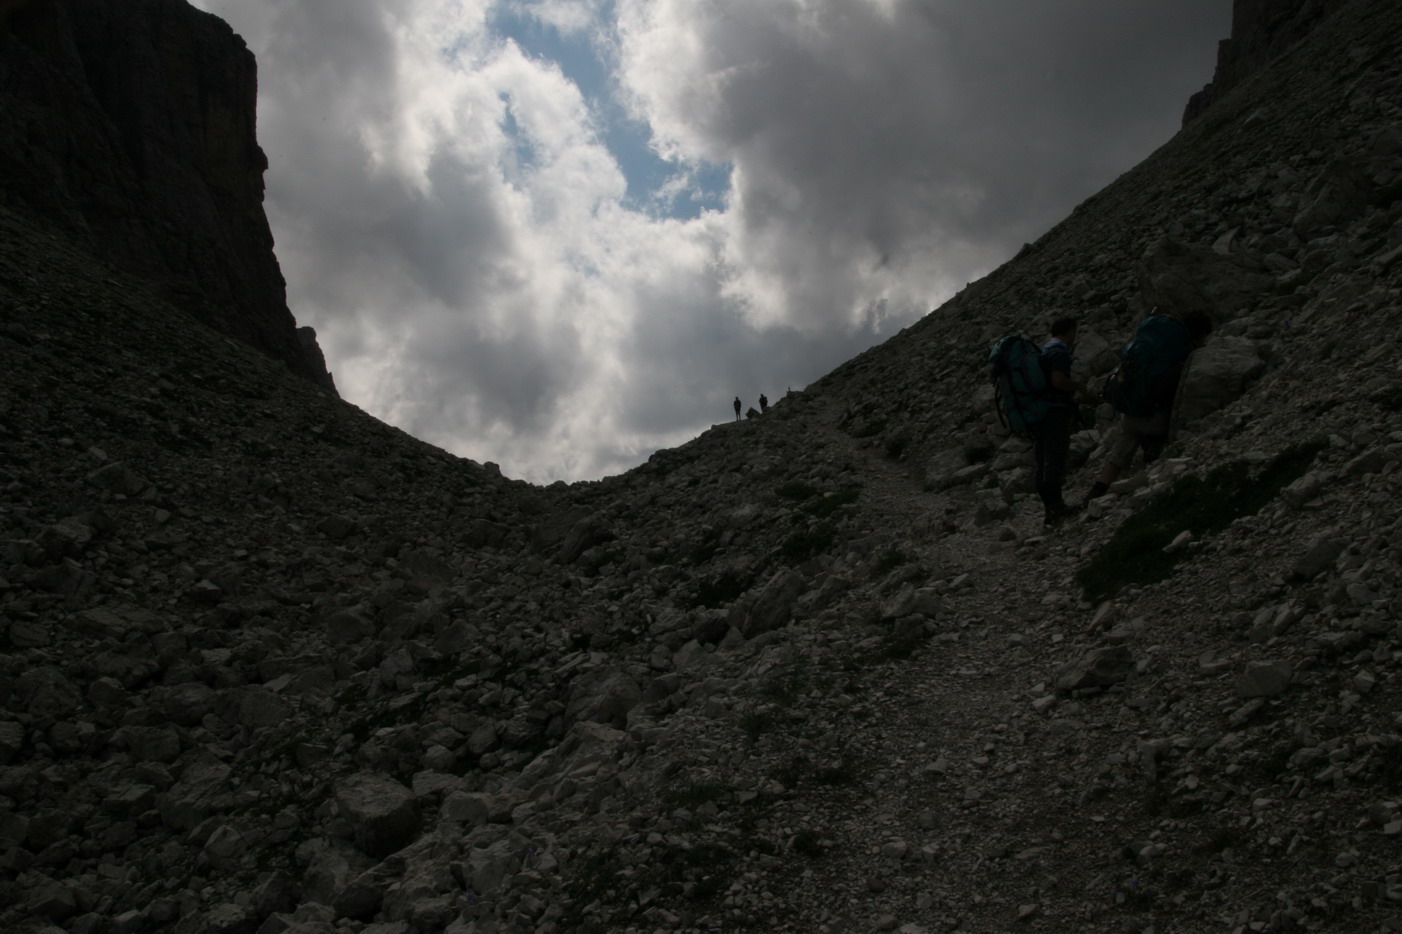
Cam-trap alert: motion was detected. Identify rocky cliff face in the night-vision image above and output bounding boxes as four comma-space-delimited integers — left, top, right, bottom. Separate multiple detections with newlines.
2, 1, 1402, 933
1183, 0, 1354, 125
0, 0, 336, 393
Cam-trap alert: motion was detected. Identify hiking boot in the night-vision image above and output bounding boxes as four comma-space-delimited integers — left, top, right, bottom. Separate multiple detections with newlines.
1043, 502, 1084, 528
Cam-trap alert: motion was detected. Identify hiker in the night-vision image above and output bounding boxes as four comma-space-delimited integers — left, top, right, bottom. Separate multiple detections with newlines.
1086, 310, 1213, 500
759, 393, 769, 413
1033, 317, 1096, 525
733, 396, 742, 421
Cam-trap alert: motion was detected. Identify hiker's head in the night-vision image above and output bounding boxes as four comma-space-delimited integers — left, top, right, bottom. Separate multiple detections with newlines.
1049, 316, 1078, 345
1184, 311, 1214, 347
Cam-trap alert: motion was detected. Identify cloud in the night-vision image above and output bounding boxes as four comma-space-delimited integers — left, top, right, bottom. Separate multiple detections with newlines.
505, 0, 604, 36
190, 0, 1229, 482
613, 0, 1227, 330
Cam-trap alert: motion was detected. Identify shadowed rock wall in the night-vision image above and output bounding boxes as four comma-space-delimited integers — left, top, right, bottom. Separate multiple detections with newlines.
1183, 0, 1355, 125
0, 0, 336, 393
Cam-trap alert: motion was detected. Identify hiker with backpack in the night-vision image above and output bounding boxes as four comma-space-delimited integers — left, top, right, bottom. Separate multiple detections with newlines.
988, 316, 1096, 527
1085, 310, 1213, 500
1032, 317, 1097, 525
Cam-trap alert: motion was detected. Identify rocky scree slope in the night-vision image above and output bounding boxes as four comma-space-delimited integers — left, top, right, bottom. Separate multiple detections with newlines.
3, 1, 1402, 933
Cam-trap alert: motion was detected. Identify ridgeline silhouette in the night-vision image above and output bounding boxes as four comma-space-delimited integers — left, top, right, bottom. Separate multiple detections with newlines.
3, 1, 1402, 931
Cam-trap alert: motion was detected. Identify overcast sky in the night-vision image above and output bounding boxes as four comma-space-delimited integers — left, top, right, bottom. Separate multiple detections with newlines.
189, 0, 1230, 483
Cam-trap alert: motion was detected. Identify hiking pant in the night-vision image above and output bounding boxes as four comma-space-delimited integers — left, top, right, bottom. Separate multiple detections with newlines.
1032, 407, 1074, 509
1106, 411, 1170, 470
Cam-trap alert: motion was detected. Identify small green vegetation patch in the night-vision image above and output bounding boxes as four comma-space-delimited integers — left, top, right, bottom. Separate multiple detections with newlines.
1077, 442, 1324, 601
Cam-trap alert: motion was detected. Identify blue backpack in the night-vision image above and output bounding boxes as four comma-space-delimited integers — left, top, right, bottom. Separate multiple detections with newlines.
988, 335, 1050, 436
1102, 315, 1193, 418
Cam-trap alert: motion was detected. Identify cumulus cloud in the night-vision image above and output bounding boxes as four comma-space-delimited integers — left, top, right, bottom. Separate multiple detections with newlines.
614, 0, 1227, 329
190, 0, 1228, 482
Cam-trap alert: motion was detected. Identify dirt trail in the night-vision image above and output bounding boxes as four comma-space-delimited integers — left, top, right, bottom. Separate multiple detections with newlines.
746, 410, 1115, 932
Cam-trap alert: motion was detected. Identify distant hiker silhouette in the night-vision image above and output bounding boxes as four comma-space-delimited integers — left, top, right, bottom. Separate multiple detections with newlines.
759, 393, 769, 413
733, 397, 741, 421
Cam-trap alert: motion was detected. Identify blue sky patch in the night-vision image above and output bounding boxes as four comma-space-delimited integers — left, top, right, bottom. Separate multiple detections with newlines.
488, 3, 730, 219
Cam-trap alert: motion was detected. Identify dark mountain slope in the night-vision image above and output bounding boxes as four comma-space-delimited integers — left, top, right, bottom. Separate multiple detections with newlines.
0, 0, 335, 391
2, 0, 1401, 932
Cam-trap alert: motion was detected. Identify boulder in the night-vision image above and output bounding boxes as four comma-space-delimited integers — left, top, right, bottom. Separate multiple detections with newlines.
237, 688, 293, 730
1236, 660, 1293, 698
1294, 158, 1373, 235
85, 462, 149, 496
973, 489, 1013, 526
160, 682, 217, 727
400, 548, 456, 584
15, 667, 81, 720
1176, 337, 1265, 425
1138, 239, 1276, 323
881, 586, 948, 620
159, 749, 234, 830
334, 772, 421, 859
737, 569, 805, 638
1074, 327, 1118, 376
565, 669, 642, 727
1055, 646, 1133, 691
1290, 535, 1347, 581
324, 608, 374, 644
441, 791, 492, 828
302, 838, 374, 907
925, 447, 973, 491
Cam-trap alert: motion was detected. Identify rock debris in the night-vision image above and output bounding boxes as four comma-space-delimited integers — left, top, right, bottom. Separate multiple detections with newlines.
4, 0, 1402, 932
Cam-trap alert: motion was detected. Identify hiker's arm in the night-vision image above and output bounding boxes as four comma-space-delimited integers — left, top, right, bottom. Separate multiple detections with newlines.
1049, 370, 1090, 399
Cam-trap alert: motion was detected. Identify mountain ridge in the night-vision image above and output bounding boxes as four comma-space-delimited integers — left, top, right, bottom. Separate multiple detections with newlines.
2, 0, 1402, 932
0, 0, 336, 392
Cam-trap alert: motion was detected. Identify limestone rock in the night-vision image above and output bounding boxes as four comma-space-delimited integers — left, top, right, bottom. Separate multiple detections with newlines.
1236, 660, 1293, 698
1055, 646, 1133, 691
1176, 336, 1266, 425
334, 772, 421, 859
565, 669, 642, 727
1290, 535, 1347, 580
737, 568, 804, 638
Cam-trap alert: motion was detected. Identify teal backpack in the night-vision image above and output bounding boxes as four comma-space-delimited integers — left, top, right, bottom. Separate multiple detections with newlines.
1102, 315, 1193, 418
988, 335, 1050, 436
